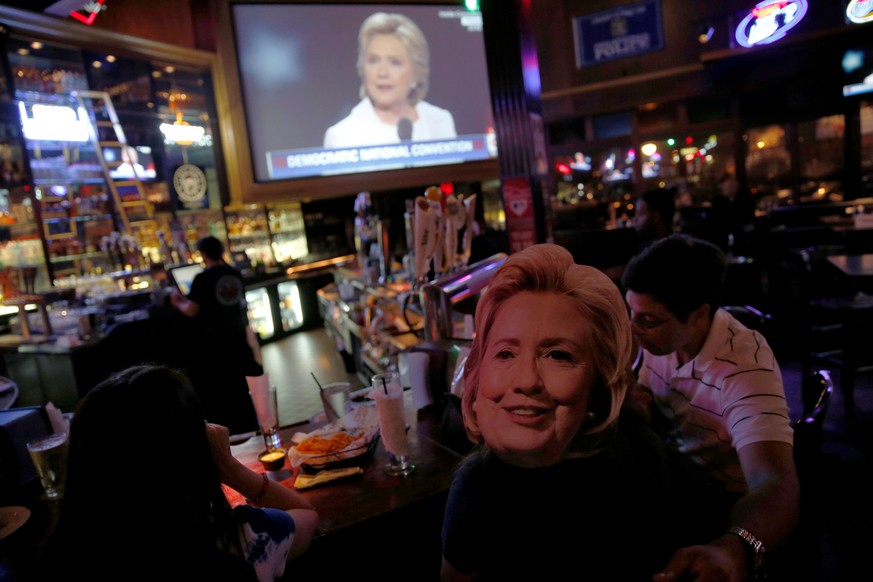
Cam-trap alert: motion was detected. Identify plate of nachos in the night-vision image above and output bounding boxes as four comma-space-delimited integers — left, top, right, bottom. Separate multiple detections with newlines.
288, 407, 381, 472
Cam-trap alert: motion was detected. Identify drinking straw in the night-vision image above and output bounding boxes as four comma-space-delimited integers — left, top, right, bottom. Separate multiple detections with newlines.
381, 376, 388, 395
310, 372, 325, 392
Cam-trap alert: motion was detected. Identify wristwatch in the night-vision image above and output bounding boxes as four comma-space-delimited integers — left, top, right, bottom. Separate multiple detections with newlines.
726, 526, 767, 580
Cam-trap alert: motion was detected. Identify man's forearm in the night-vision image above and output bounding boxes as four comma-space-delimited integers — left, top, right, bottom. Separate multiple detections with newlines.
727, 472, 800, 551
730, 440, 800, 552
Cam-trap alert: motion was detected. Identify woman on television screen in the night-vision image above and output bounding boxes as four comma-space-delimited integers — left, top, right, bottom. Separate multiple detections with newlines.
323, 12, 457, 149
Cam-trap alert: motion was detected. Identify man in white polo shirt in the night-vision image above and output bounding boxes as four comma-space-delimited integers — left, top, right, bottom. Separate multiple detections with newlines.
622, 234, 798, 582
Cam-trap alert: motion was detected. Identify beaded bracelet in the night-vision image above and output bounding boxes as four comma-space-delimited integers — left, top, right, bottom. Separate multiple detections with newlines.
245, 473, 270, 506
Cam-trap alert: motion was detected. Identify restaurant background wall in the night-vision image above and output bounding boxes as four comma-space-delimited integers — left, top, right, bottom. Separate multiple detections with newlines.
4, 1, 871, 249
531, 0, 873, 214
83, 0, 202, 50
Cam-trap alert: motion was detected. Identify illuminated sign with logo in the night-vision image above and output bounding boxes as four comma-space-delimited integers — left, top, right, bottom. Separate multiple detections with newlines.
846, 0, 873, 23
71, 1, 108, 26
159, 122, 207, 146
18, 102, 90, 142
735, 0, 808, 48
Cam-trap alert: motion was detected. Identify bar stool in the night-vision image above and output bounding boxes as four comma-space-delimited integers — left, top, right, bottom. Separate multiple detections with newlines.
773, 368, 834, 581
803, 293, 873, 421
792, 244, 873, 420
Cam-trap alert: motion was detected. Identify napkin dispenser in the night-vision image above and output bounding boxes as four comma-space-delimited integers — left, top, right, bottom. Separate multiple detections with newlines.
0, 406, 52, 502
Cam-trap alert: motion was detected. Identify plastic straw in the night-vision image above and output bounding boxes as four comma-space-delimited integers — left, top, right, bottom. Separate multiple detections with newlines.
311, 372, 325, 392
382, 376, 388, 395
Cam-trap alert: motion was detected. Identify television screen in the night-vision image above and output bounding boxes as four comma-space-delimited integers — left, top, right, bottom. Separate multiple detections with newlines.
104, 145, 158, 180
843, 47, 873, 97
168, 262, 205, 295
227, 2, 497, 191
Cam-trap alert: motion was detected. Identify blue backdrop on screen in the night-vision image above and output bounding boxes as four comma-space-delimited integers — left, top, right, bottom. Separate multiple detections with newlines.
574, 0, 664, 67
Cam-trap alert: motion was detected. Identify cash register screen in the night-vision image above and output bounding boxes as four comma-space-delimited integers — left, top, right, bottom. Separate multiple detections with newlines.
168, 263, 204, 295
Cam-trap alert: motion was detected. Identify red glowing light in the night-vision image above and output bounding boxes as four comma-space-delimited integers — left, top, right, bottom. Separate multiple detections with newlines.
685, 136, 694, 145
70, 0, 107, 26
752, 1, 789, 18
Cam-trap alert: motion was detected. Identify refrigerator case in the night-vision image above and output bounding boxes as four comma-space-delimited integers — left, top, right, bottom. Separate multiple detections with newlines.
245, 286, 274, 341
277, 280, 304, 333
245, 279, 307, 344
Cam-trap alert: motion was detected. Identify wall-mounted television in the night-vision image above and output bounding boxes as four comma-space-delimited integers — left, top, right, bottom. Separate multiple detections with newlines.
216, 1, 499, 203
104, 145, 158, 180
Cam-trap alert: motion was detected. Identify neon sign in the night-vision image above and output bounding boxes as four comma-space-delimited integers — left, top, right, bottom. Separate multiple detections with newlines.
159, 122, 207, 146
160, 113, 208, 146
18, 102, 90, 142
846, 0, 873, 24
70, 1, 108, 26
735, 0, 808, 48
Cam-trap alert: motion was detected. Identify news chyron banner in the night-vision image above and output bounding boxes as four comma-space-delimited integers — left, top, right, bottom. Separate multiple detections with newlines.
266, 134, 494, 179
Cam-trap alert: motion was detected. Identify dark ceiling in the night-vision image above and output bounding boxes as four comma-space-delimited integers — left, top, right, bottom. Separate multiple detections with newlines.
2, 2, 57, 11
1, 2, 80, 16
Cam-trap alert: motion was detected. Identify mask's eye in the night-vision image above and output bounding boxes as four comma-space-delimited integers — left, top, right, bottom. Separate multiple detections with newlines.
545, 349, 572, 362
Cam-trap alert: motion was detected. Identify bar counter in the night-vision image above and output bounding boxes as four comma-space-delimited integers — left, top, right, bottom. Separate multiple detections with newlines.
234, 398, 465, 580
228, 399, 465, 537
1, 399, 468, 581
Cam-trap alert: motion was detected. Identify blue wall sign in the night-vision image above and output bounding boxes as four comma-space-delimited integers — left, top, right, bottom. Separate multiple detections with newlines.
573, 0, 664, 67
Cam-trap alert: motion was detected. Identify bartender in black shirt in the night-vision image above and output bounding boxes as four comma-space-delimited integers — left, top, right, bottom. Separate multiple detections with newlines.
171, 236, 260, 435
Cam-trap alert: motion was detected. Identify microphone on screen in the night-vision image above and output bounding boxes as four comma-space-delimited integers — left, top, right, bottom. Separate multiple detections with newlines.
398, 117, 413, 141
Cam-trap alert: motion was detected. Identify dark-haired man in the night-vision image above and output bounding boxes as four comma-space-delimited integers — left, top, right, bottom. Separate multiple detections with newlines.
171, 236, 261, 435
622, 234, 798, 582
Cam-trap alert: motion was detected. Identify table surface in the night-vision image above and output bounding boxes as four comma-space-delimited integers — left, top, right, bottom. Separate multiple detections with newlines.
228, 395, 466, 539
827, 254, 873, 277
4, 395, 468, 580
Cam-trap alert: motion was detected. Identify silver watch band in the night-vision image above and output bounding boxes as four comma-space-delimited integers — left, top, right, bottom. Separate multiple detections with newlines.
726, 526, 767, 579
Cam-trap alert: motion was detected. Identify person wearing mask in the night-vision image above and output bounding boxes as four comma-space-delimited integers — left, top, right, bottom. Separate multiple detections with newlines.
441, 244, 671, 581
41, 365, 318, 581
170, 235, 261, 436
622, 234, 799, 582
323, 12, 457, 149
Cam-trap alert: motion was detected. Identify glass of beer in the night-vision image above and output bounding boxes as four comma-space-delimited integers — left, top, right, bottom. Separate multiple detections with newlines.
26, 432, 69, 501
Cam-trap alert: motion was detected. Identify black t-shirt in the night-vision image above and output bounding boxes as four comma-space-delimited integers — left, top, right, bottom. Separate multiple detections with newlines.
187, 263, 248, 337
442, 409, 672, 581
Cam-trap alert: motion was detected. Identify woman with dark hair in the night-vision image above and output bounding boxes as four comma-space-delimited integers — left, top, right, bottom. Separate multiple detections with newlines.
42, 365, 317, 581
441, 244, 671, 581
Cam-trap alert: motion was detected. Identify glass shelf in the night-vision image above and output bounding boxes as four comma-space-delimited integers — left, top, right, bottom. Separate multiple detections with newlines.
48, 251, 109, 263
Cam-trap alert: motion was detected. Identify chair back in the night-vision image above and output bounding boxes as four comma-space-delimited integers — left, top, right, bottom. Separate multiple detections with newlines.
793, 368, 833, 472
777, 368, 833, 581
797, 369, 833, 430
0, 377, 19, 410
723, 304, 771, 331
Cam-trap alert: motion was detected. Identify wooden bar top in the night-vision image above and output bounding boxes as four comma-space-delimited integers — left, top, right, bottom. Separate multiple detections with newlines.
827, 254, 873, 277
228, 397, 466, 539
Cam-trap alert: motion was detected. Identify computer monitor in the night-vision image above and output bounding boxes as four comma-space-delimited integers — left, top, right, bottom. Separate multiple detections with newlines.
168, 263, 204, 295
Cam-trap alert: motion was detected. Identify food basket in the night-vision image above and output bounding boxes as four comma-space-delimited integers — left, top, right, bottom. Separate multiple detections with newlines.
288, 406, 381, 472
